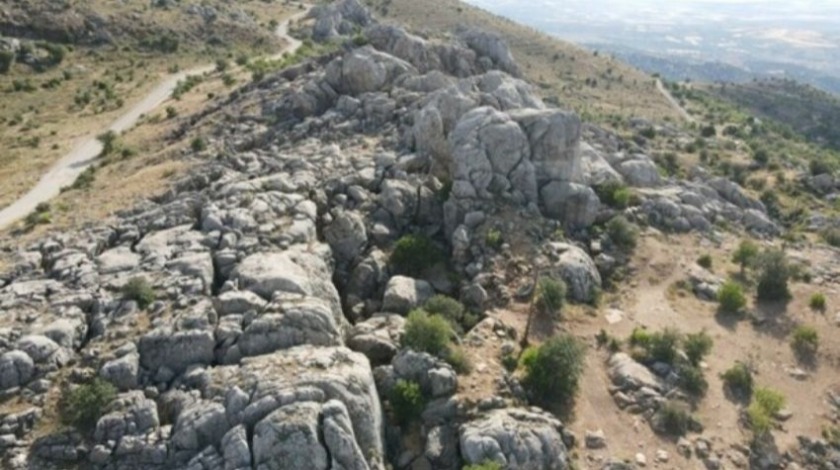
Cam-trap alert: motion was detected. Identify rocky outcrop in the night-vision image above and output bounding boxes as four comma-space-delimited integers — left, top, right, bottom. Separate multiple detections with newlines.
459, 408, 569, 469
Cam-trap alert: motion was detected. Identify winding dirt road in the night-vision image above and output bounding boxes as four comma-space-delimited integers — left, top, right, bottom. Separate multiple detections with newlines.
0, 8, 309, 230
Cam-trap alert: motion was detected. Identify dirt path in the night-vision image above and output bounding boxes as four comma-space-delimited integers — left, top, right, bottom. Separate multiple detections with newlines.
656, 79, 695, 123
0, 7, 311, 230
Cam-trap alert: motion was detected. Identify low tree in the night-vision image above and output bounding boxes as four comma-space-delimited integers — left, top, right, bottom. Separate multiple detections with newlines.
732, 240, 759, 275
755, 249, 790, 302
521, 335, 585, 410
59, 379, 117, 432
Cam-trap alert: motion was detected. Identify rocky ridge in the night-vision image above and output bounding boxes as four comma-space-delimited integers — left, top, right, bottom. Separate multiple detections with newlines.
0, 1, 786, 469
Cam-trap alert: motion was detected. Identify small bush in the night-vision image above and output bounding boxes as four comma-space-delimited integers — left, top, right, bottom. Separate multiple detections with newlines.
678, 364, 708, 397
656, 401, 692, 436
0, 50, 14, 74
748, 387, 786, 437
445, 347, 472, 375
732, 240, 759, 273
463, 462, 503, 470
536, 277, 566, 317
191, 137, 207, 152
390, 234, 443, 276
402, 310, 452, 357
59, 379, 117, 432
606, 216, 638, 252
717, 281, 746, 315
791, 325, 818, 358
485, 228, 503, 249
595, 181, 633, 209
810, 293, 827, 312
215, 58, 229, 72
424, 295, 466, 330
684, 330, 713, 366
822, 228, 840, 248
630, 328, 681, 365
721, 363, 753, 399
521, 335, 585, 410
97, 130, 119, 156
501, 352, 518, 372
697, 254, 713, 270
700, 125, 717, 138
389, 380, 425, 425
756, 249, 790, 302
122, 277, 156, 310
165, 106, 178, 119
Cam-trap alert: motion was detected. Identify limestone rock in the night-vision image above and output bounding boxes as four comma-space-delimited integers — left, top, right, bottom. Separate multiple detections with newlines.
459, 408, 569, 469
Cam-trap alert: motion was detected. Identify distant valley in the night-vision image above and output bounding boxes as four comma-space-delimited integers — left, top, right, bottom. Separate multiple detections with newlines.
464, 0, 840, 94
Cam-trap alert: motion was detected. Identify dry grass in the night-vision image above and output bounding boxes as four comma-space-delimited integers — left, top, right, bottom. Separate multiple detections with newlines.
364, 0, 680, 124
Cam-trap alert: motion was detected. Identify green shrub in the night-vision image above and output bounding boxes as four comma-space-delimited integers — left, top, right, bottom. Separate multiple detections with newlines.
677, 364, 708, 397
697, 254, 713, 270
445, 347, 472, 375
630, 328, 681, 365
536, 277, 566, 317
748, 387, 786, 437
595, 181, 633, 209
810, 293, 827, 312
97, 130, 119, 156
402, 310, 452, 357
501, 352, 518, 372
756, 249, 790, 302
390, 234, 443, 276
191, 137, 207, 152
606, 216, 638, 252
424, 295, 466, 329
656, 401, 692, 436
721, 363, 753, 399
822, 228, 840, 248
791, 325, 818, 358
463, 462, 503, 470
732, 240, 759, 274
69, 167, 97, 190
0, 50, 15, 74
215, 58, 230, 72
717, 281, 746, 315
389, 380, 425, 425
485, 228, 503, 249
521, 335, 585, 410
684, 330, 713, 366
59, 379, 117, 432
165, 106, 178, 119
701, 125, 717, 138
121, 277, 156, 310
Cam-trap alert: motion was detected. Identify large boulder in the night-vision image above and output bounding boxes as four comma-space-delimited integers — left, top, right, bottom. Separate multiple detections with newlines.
459, 408, 569, 469
198, 346, 384, 469
347, 314, 406, 365
449, 106, 536, 203
0, 350, 34, 391
546, 242, 602, 303
382, 276, 434, 314
540, 181, 600, 229
510, 108, 582, 186
325, 46, 416, 96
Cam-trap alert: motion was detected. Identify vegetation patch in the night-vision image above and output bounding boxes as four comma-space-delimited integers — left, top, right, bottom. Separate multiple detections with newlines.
520, 335, 585, 411
59, 378, 117, 433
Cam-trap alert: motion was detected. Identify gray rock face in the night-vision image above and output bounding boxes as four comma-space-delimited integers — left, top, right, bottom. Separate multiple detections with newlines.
312, 0, 372, 41
0, 350, 34, 391
546, 243, 602, 302
138, 327, 215, 375
347, 314, 406, 365
459, 29, 521, 76
450, 106, 536, 203
94, 391, 159, 444
511, 108, 582, 187
324, 209, 368, 269
608, 353, 663, 391
617, 158, 661, 188
194, 347, 384, 469
99, 351, 140, 391
382, 276, 434, 314
325, 46, 416, 96
540, 182, 601, 229
459, 408, 569, 469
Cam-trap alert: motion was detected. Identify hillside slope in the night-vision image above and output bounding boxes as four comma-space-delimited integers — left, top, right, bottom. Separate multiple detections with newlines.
706, 78, 840, 151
